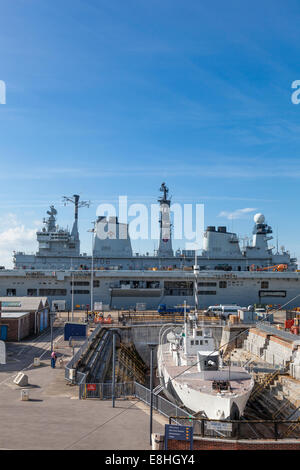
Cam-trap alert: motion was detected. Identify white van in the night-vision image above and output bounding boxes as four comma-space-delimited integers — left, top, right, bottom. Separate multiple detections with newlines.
52, 300, 66, 312
207, 305, 223, 315
207, 304, 241, 318
221, 305, 242, 317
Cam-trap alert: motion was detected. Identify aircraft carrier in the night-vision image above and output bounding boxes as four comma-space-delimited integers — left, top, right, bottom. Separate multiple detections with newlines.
2, 184, 299, 310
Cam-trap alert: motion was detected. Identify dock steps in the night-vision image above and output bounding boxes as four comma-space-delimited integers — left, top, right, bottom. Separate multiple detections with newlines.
153, 384, 164, 395
114, 343, 147, 385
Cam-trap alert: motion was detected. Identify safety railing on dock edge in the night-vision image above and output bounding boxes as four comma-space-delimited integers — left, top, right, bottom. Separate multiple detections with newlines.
134, 382, 192, 421
118, 312, 225, 326
77, 381, 300, 440
79, 382, 136, 399
170, 416, 300, 440
65, 324, 103, 383
78, 381, 191, 421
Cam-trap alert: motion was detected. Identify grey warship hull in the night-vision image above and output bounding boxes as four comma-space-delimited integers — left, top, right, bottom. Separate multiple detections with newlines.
2, 186, 297, 310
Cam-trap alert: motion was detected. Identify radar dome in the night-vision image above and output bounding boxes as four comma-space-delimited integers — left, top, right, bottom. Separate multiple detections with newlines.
254, 213, 265, 224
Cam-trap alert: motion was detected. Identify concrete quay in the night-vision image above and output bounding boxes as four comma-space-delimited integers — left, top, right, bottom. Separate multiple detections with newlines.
0, 326, 164, 450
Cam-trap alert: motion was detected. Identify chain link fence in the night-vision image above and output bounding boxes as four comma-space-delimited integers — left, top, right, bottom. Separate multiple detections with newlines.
171, 415, 300, 440
79, 382, 135, 399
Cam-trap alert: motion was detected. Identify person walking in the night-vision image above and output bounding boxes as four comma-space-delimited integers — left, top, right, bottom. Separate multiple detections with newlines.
51, 350, 57, 368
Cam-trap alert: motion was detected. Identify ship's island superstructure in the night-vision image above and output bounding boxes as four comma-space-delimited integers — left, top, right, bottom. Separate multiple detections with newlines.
14, 185, 296, 272
0, 184, 296, 310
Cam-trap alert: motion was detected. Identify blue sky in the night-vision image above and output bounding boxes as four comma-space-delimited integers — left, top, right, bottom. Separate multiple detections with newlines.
0, 0, 300, 266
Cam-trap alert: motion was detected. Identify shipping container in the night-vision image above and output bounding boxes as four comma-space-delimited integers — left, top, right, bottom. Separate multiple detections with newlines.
64, 322, 87, 341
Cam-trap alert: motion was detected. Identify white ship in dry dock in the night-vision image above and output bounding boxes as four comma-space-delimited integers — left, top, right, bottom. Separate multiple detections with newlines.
157, 312, 254, 420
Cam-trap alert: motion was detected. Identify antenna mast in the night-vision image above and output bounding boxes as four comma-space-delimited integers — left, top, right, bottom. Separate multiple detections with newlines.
62, 194, 91, 240
62, 194, 91, 219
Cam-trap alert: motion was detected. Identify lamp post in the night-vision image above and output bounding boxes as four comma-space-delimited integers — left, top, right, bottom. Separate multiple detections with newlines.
111, 329, 120, 408
148, 342, 158, 446
50, 311, 56, 353
112, 332, 116, 408
71, 258, 74, 322
194, 250, 199, 314
88, 222, 96, 314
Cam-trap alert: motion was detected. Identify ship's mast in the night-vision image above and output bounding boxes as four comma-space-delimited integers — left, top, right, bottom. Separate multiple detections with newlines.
62, 194, 91, 241
157, 182, 173, 258
194, 250, 199, 313
184, 300, 188, 355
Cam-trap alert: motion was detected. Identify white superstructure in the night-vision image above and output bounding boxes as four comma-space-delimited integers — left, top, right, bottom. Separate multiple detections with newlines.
157, 313, 254, 419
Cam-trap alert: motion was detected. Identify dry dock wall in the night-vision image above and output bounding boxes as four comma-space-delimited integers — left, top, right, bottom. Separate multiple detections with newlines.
263, 336, 294, 367
220, 326, 248, 355
244, 328, 299, 368
290, 350, 300, 380
118, 324, 223, 366
244, 329, 269, 357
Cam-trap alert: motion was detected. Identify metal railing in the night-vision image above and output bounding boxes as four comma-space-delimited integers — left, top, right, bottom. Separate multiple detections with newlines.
119, 313, 225, 327
79, 382, 135, 399
170, 416, 300, 440
79, 380, 192, 422
134, 382, 192, 421
68, 336, 87, 347
77, 380, 300, 441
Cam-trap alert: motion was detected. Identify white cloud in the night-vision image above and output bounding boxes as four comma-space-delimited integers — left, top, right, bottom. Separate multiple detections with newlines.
218, 208, 257, 220
0, 214, 37, 268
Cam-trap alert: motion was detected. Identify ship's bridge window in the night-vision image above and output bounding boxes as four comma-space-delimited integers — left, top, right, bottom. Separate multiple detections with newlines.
27, 289, 37, 296
7, 288, 16, 296
70, 281, 90, 286
70, 290, 90, 295
39, 289, 67, 296
219, 281, 227, 288
198, 291, 217, 295
195, 340, 199, 345
164, 281, 193, 296
190, 340, 194, 345
196, 330, 202, 336
198, 282, 217, 287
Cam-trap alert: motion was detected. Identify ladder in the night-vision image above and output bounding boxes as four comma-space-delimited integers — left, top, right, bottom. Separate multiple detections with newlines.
284, 417, 300, 437
119, 343, 147, 371
153, 384, 164, 395
117, 344, 147, 384
272, 400, 290, 419
249, 370, 279, 401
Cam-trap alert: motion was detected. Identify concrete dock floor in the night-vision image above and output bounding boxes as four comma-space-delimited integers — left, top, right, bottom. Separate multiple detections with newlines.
0, 327, 165, 450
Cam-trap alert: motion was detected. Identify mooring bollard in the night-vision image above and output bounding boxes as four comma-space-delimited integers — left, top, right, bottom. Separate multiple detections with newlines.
33, 357, 40, 367
21, 389, 29, 401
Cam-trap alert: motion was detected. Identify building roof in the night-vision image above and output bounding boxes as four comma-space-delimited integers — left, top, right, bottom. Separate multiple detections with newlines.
0, 311, 30, 319
0, 297, 49, 312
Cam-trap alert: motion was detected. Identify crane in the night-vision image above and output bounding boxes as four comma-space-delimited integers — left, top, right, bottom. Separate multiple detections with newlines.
255, 264, 288, 272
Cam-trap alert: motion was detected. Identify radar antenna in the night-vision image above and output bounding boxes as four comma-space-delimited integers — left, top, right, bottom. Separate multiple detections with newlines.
62, 194, 91, 221
62, 195, 91, 240
159, 182, 170, 203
